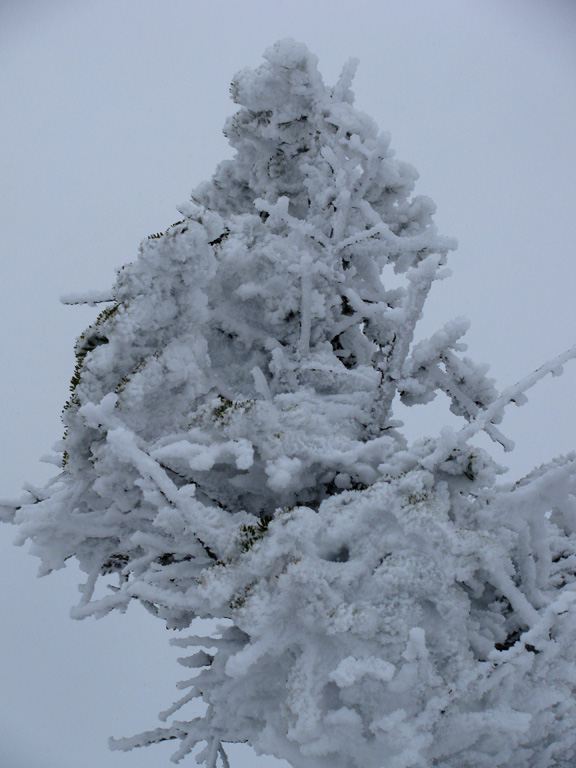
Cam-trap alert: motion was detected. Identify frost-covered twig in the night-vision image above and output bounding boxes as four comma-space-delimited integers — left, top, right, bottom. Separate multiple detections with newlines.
460, 343, 576, 444
60, 289, 115, 306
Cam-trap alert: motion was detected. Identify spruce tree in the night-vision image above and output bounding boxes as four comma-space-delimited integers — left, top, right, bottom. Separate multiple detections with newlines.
3, 39, 576, 768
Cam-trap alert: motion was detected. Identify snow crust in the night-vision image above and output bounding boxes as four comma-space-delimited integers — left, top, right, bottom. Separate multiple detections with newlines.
5, 39, 576, 768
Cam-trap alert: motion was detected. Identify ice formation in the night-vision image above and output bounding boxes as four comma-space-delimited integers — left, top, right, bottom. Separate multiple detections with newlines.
3, 40, 576, 768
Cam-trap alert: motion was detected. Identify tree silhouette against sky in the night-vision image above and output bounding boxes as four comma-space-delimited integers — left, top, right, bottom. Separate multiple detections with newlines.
4, 40, 576, 768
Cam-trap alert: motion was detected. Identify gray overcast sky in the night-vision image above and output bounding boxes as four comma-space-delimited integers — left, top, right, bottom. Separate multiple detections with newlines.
1, 2, 575, 767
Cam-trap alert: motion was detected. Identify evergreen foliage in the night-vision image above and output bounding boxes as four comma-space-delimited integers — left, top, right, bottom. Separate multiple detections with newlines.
3, 40, 576, 768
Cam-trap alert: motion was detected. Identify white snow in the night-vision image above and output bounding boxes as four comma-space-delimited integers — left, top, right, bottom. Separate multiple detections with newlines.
6, 38, 576, 768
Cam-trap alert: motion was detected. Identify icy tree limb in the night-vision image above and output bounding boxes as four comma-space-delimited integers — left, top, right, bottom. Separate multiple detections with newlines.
379, 254, 446, 420
60, 289, 115, 306
459, 343, 576, 445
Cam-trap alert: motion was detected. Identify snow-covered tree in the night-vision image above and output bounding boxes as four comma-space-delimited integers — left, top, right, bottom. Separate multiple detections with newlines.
3, 39, 576, 768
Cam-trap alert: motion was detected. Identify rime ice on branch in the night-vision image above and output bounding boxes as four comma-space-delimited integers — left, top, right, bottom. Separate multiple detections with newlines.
4, 39, 576, 768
